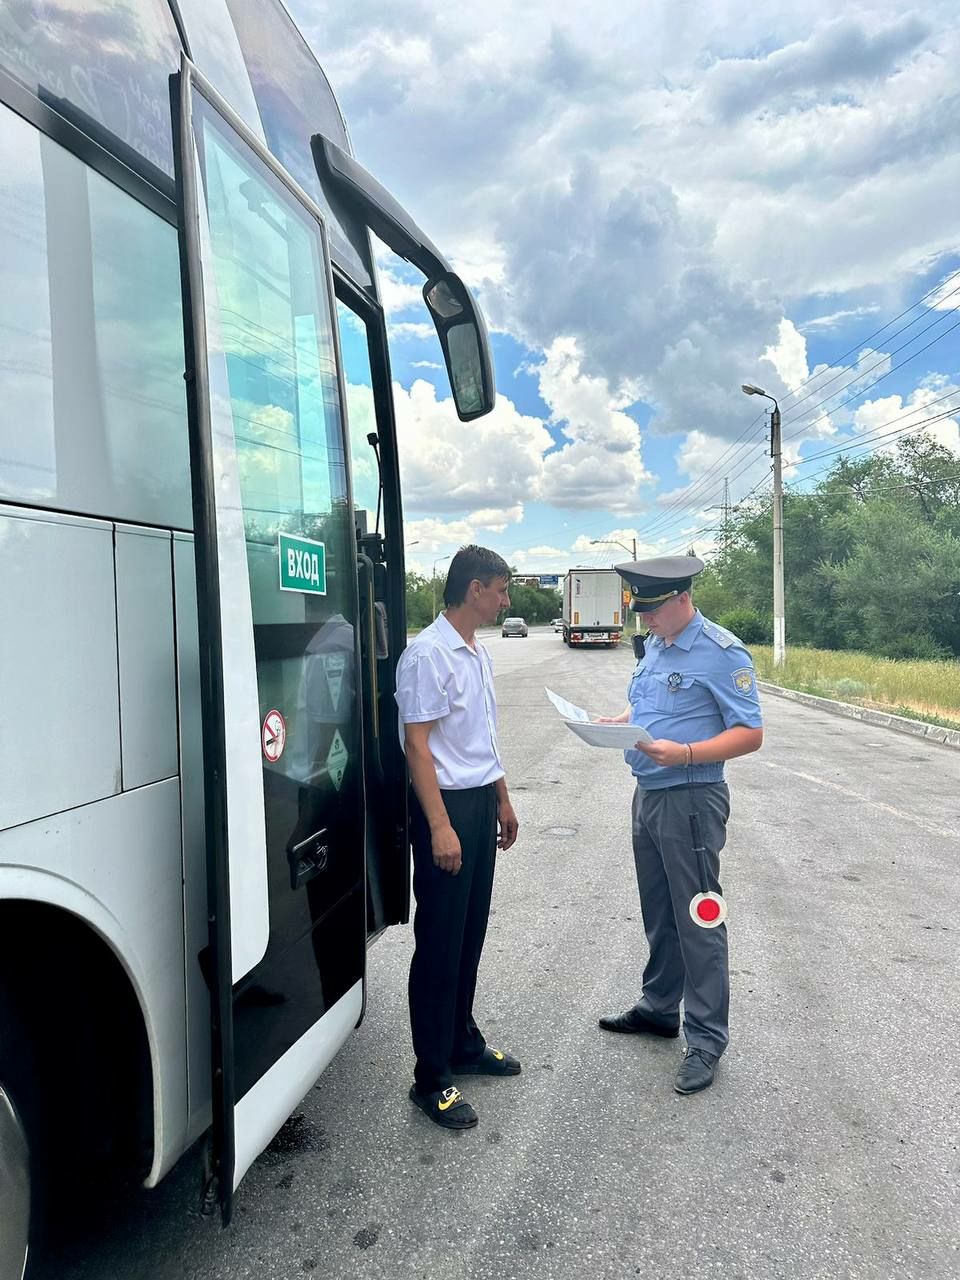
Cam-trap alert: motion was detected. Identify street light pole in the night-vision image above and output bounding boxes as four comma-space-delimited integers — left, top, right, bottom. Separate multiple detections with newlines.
741, 383, 785, 666
590, 537, 638, 631
431, 554, 450, 619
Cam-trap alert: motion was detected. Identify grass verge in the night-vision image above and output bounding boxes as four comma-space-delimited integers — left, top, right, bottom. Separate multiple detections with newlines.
751, 645, 960, 732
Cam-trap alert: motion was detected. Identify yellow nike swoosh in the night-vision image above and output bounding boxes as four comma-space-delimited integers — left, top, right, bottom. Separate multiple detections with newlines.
438, 1091, 460, 1112
493, 1050, 504, 1061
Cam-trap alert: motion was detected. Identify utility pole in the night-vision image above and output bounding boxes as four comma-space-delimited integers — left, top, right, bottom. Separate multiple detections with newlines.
770, 403, 785, 667
431, 554, 450, 619
589, 536, 638, 631
741, 384, 786, 666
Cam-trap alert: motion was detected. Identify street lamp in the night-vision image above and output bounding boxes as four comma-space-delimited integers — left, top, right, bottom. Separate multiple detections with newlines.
431, 554, 450, 618
741, 383, 785, 666
590, 537, 638, 631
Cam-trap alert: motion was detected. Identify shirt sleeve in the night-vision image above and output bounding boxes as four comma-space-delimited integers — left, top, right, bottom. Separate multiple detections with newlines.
394, 649, 450, 724
701, 646, 764, 730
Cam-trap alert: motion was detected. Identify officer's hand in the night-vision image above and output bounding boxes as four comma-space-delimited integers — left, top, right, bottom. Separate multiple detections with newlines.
635, 738, 688, 767
431, 823, 463, 875
594, 715, 627, 724
497, 801, 519, 851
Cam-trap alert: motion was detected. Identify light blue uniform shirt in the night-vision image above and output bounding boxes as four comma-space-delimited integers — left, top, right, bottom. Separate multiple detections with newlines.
625, 610, 763, 789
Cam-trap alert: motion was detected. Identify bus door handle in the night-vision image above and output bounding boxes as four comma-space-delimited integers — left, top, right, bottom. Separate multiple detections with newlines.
286, 828, 330, 891
357, 552, 385, 783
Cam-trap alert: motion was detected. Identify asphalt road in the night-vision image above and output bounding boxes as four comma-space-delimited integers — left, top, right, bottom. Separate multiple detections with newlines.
43, 627, 960, 1280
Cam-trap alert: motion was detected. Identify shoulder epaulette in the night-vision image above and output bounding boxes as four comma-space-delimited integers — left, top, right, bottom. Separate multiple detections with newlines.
702, 621, 736, 649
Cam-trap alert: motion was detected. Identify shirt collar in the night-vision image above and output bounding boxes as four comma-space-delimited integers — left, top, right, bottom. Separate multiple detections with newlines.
435, 612, 471, 651
668, 609, 704, 653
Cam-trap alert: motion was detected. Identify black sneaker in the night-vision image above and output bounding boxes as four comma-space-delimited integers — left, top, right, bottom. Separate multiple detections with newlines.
451, 1047, 522, 1076
409, 1085, 479, 1129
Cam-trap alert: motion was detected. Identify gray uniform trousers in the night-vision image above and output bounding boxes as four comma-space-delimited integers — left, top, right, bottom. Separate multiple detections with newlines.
631, 781, 730, 1056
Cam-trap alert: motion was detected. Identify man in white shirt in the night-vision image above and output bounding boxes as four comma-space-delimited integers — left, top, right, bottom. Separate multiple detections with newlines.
395, 545, 520, 1129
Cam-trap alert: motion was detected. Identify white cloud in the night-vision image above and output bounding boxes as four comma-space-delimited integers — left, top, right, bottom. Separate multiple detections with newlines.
700, 15, 931, 122
764, 319, 810, 393
393, 378, 550, 516
851, 383, 960, 456
377, 266, 424, 316
288, 0, 960, 535
387, 321, 435, 341
800, 307, 881, 333
533, 337, 651, 509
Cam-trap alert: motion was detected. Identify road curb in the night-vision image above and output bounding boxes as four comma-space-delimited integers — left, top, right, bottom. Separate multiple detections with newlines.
757, 681, 960, 750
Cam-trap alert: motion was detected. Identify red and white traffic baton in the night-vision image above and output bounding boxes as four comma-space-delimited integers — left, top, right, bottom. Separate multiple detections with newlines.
688, 810, 727, 929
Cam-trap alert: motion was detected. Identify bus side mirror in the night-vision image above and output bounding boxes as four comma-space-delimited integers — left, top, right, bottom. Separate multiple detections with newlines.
423, 272, 495, 422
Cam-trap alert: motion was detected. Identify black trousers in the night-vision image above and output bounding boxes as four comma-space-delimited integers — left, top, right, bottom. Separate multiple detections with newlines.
408, 784, 497, 1093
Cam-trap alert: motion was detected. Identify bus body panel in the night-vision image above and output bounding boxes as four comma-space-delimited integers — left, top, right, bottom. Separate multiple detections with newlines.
0, 784, 189, 1186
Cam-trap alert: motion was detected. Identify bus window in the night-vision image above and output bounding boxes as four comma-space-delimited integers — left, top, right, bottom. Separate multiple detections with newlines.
0, 0, 181, 178
337, 303, 380, 536
171, 0, 266, 145
0, 104, 190, 526
222, 0, 375, 289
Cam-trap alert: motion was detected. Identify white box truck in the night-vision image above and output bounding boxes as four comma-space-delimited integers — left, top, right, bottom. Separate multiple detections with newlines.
562, 569, 624, 647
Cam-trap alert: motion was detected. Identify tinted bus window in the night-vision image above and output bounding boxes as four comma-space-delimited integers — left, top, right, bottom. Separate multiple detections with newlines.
0, 0, 182, 177
336, 302, 380, 535
0, 105, 190, 526
223, 0, 374, 289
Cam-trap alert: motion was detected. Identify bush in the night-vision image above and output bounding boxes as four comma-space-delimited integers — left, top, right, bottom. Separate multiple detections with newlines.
717, 607, 771, 645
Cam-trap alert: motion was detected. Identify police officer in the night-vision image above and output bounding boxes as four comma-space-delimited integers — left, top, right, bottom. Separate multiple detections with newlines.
597, 557, 763, 1094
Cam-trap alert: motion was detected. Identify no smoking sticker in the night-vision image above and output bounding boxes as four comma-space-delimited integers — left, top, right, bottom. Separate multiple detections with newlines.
261, 709, 286, 763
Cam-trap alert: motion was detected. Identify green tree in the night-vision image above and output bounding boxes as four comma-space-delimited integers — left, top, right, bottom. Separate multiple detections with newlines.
701, 430, 960, 658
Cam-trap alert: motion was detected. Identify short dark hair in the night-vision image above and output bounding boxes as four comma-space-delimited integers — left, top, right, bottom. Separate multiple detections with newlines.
443, 545, 511, 607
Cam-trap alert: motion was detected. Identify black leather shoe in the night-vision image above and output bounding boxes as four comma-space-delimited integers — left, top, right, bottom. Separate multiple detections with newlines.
451, 1047, 521, 1076
598, 1007, 680, 1038
409, 1085, 479, 1129
674, 1046, 718, 1094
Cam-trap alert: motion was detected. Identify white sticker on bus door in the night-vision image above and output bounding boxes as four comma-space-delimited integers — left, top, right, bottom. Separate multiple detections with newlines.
326, 729, 348, 791
324, 653, 346, 713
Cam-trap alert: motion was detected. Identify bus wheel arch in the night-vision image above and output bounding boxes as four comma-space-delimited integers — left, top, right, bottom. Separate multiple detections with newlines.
0, 901, 154, 1242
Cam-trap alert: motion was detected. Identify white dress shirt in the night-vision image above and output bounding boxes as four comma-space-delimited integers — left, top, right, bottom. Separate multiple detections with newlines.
395, 613, 505, 790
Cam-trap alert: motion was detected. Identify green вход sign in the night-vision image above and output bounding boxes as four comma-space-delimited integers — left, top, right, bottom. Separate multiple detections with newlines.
278, 533, 326, 595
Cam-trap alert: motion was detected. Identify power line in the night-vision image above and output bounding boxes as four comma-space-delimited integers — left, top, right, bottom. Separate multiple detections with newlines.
638, 299, 960, 548
775, 282, 960, 422
772, 266, 960, 411
780, 307, 960, 442
647, 270, 960, 528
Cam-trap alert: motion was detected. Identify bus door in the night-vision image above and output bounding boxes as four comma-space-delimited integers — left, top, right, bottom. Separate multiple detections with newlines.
334, 285, 411, 938
173, 57, 366, 1222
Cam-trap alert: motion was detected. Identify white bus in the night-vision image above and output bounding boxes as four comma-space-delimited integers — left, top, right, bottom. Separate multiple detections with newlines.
0, 2, 495, 1273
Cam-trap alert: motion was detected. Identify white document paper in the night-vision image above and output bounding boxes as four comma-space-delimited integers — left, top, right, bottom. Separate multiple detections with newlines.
544, 686, 590, 723
564, 720, 654, 749
545, 687, 653, 748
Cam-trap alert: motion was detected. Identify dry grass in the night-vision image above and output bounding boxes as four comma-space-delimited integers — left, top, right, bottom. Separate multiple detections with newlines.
752, 646, 960, 730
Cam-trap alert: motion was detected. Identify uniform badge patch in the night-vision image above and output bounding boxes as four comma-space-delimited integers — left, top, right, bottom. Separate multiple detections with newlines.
667, 671, 683, 690
732, 667, 756, 696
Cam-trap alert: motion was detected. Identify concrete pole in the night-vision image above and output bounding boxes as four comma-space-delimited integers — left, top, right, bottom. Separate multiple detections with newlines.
632, 536, 638, 632
770, 403, 786, 666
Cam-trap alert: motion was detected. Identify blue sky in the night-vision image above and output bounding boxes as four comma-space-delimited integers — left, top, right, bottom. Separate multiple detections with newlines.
291, 0, 960, 576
